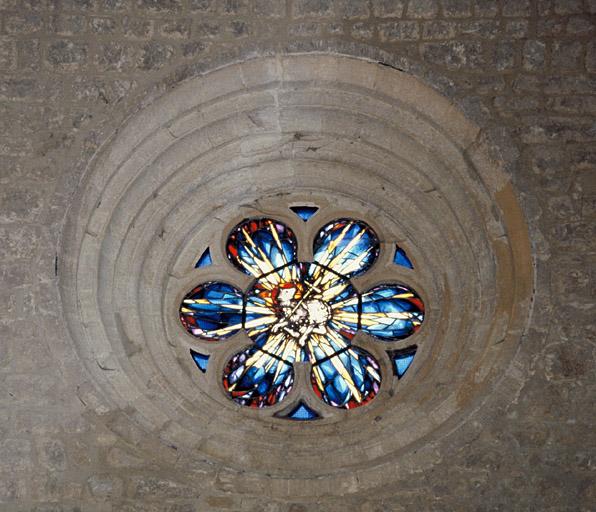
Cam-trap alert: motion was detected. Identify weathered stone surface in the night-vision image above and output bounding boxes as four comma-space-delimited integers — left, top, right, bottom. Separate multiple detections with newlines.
0, 1, 593, 510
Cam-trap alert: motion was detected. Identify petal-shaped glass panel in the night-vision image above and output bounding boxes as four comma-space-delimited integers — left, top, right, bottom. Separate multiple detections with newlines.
359, 284, 424, 340
226, 218, 298, 283
313, 219, 379, 278
223, 346, 294, 408
180, 282, 244, 340
311, 346, 381, 409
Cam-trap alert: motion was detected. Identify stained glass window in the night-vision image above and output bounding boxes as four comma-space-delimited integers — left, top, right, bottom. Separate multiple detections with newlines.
195, 247, 212, 268
393, 245, 414, 269
290, 205, 319, 222
179, 215, 425, 417
190, 349, 210, 373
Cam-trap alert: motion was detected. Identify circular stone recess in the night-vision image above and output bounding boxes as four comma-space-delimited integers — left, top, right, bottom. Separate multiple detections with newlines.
59, 54, 533, 497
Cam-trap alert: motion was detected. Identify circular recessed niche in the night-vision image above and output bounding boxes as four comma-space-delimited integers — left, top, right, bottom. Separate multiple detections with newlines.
60, 54, 533, 495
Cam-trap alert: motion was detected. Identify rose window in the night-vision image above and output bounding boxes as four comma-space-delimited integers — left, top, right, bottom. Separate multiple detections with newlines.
179, 211, 425, 419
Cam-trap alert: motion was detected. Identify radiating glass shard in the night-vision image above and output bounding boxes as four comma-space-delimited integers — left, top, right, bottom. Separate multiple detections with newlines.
313, 219, 379, 278
227, 218, 297, 280
190, 349, 209, 373
179, 282, 244, 340
311, 346, 381, 409
393, 245, 414, 269
223, 346, 294, 408
277, 400, 320, 421
290, 205, 319, 222
389, 346, 417, 378
195, 247, 213, 268
359, 284, 424, 340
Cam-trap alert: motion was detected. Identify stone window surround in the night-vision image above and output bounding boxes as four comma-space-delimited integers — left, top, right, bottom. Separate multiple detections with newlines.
58, 53, 533, 496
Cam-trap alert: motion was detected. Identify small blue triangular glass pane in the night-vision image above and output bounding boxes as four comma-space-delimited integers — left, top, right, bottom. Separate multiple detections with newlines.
286, 401, 320, 421
393, 245, 414, 269
190, 349, 209, 373
290, 206, 319, 222
390, 346, 417, 379
195, 248, 212, 268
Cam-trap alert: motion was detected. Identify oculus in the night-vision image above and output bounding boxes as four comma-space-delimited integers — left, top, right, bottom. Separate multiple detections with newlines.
180, 215, 424, 415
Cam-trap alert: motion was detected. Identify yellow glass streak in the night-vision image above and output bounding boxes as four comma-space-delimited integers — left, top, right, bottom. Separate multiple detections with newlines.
244, 316, 277, 330
318, 221, 353, 266
310, 330, 361, 402
206, 322, 244, 336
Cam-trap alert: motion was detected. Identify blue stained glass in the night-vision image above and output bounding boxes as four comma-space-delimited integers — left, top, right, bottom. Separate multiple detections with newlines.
359, 284, 424, 340
190, 349, 209, 373
282, 401, 320, 421
313, 219, 379, 278
290, 205, 319, 222
179, 282, 244, 340
195, 247, 213, 268
311, 347, 381, 409
393, 245, 414, 269
389, 346, 417, 378
223, 346, 294, 408
227, 218, 297, 277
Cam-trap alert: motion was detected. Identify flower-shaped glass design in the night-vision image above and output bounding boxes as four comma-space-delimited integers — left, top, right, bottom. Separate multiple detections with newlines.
180, 218, 425, 411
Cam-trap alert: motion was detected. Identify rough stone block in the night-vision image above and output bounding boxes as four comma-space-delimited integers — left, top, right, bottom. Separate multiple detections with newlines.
538, 0, 583, 15
566, 16, 594, 36
351, 22, 373, 39
504, 20, 529, 38
46, 40, 88, 69
136, 0, 181, 12
458, 19, 499, 38
293, 0, 334, 17
158, 19, 191, 38
100, 0, 128, 11
372, 0, 405, 17
132, 476, 200, 499
87, 474, 124, 498
491, 41, 517, 71
38, 440, 67, 471
252, 0, 285, 17
421, 41, 483, 68
587, 41, 596, 72
188, 0, 215, 12
4, 13, 43, 34
123, 16, 154, 38
219, 0, 249, 15
472, 0, 497, 16
523, 40, 546, 71
194, 21, 221, 38
181, 40, 210, 58
551, 41, 583, 71
90, 16, 117, 34
406, 0, 438, 18
289, 22, 322, 37
442, 0, 472, 17
502, 0, 530, 16
95, 42, 133, 71
137, 41, 173, 70
378, 21, 419, 41
421, 20, 457, 39
16, 39, 41, 71
0, 38, 16, 71
336, 0, 369, 19
0, 439, 33, 472
48, 14, 87, 35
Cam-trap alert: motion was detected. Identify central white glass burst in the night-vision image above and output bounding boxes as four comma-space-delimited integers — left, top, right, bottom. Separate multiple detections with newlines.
271, 289, 332, 347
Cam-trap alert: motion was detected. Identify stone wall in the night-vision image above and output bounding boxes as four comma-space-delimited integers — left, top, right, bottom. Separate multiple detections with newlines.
0, 1, 594, 511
